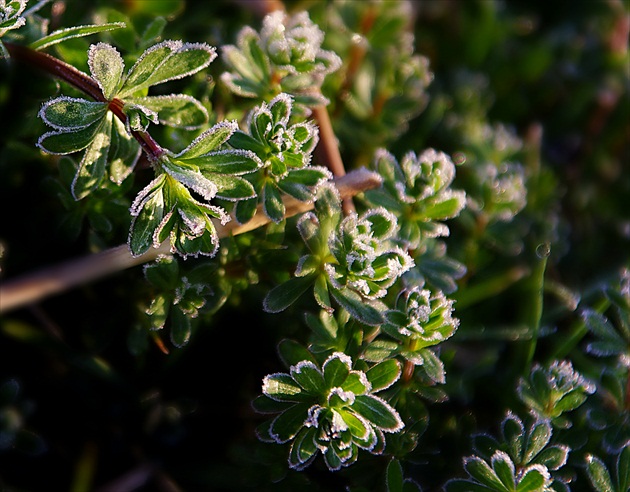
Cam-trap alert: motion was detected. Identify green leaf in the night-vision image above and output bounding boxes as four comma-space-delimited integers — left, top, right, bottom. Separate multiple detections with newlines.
128, 175, 167, 256
502, 413, 525, 463
211, 174, 256, 201
39, 97, 107, 130
352, 395, 404, 432
128, 94, 208, 129
176, 121, 238, 159
263, 181, 284, 223
278, 339, 317, 369
38, 120, 106, 155
119, 40, 217, 97
323, 352, 352, 388
187, 150, 261, 175
263, 373, 305, 402
362, 340, 399, 363
251, 394, 293, 414
554, 389, 587, 413
533, 445, 568, 471
269, 402, 311, 443
523, 419, 552, 464
464, 456, 508, 491
144, 256, 179, 289
263, 274, 316, 313
170, 307, 192, 347
109, 116, 140, 184
29, 22, 126, 51
387, 459, 404, 492
228, 130, 268, 155
330, 287, 384, 326
139, 17, 167, 49
291, 360, 325, 395
72, 115, 113, 199
289, 426, 318, 469
516, 465, 550, 492
585, 455, 614, 492
492, 452, 516, 490
87, 42, 124, 99
417, 348, 446, 384
366, 359, 401, 392
234, 197, 257, 224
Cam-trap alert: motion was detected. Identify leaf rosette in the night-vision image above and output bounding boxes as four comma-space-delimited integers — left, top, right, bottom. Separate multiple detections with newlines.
221, 10, 341, 106
264, 183, 414, 326
365, 148, 467, 250
228, 93, 331, 223
255, 352, 404, 471
128, 120, 261, 258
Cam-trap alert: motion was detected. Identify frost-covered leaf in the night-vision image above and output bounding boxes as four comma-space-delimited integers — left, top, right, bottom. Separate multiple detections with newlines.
330, 287, 385, 326
366, 359, 401, 392
38, 97, 107, 131
176, 120, 238, 159
128, 94, 208, 129
29, 22, 126, 51
516, 465, 551, 491
72, 114, 113, 199
263, 274, 316, 313
119, 40, 217, 97
269, 402, 311, 443
352, 395, 404, 432
128, 175, 167, 256
262, 373, 305, 402
87, 42, 125, 100
387, 459, 404, 492
37, 119, 106, 155
585, 454, 614, 492
170, 307, 191, 347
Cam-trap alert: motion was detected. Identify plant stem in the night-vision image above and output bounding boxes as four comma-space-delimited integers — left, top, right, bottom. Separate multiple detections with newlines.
312, 105, 355, 214
4, 42, 105, 102
0, 169, 382, 313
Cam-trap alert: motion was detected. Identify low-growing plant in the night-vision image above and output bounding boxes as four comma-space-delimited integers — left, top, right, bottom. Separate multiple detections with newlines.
0, 0, 628, 490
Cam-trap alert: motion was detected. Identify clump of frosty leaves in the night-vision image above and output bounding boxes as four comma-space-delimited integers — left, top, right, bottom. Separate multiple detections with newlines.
227, 93, 331, 224
364, 148, 467, 294
128, 120, 261, 258
363, 286, 459, 385
221, 10, 341, 107
264, 182, 414, 326
254, 352, 403, 471
446, 412, 569, 491
517, 360, 595, 429
37, 40, 215, 200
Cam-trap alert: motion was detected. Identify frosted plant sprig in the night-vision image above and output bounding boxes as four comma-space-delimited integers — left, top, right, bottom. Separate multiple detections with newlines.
517, 360, 595, 428
37, 40, 215, 200
221, 10, 341, 107
228, 93, 331, 224
364, 148, 467, 250
363, 286, 459, 385
128, 120, 262, 258
264, 182, 414, 326
142, 255, 212, 348
472, 412, 570, 483
585, 446, 630, 492
445, 450, 555, 492
254, 352, 404, 472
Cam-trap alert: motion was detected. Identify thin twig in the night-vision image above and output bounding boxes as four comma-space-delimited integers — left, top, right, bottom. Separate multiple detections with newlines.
0, 169, 382, 313
312, 105, 355, 214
